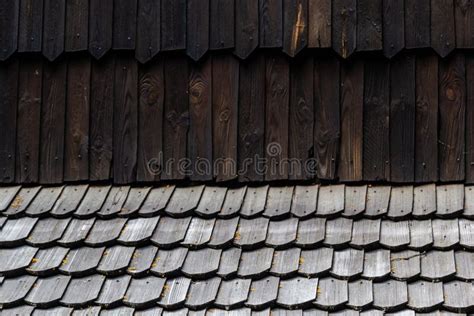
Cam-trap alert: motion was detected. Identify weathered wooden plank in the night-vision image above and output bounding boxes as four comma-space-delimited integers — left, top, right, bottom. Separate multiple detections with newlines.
266, 218, 298, 247
362, 249, 391, 280
443, 280, 474, 312
332, 0, 357, 58
220, 186, 247, 217
343, 185, 367, 217
296, 218, 326, 247
420, 250, 456, 280
324, 218, 353, 246
383, 0, 404, 58
182, 248, 221, 277
235, 0, 258, 58
59, 246, 104, 275
437, 184, 464, 216
299, 247, 333, 276
350, 219, 381, 248
210, 0, 235, 49
464, 186, 474, 217
182, 217, 216, 246
26, 246, 68, 275
0, 275, 37, 306
0, 246, 37, 275
42, 0, 65, 61
413, 184, 437, 218
27, 218, 70, 246
291, 185, 318, 218
97, 245, 135, 275
365, 186, 391, 217
363, 59, 390, 181
113, 0, 137, 49
390, 250, 421, 280
277, 277, 318, 308
405, 0, 431, 48
75, 185, 111, 217
432, 218, 459, 249
88, 0, 113, 59
18, 0, 43, 52
259, 0, 283, 47
460, 218, 474, 248
208, 217, 239, 247
240, 185, 269, 217
98, 186, 130, 217
455, 0, 474, 48
127, 246, 157, 276
217, 247, 241, 277
215, 278, 252, 308
165, 186, 204, 216
282, 0, 308, 56
317, 185, 345, 216
61, 275, 105, 306
373, 281, 408, 311
187, 0, 209, 61
308, 0, 331, 48
137, 59, 164, 182
347, 280, 373, 309
246, 276, 279, 309
0, 0, 19, 60
139, 186, 175, 216
136, 0, 160, 63
357, 0, 382, 51
455, 250, 474, 279
388, 186, 414, 218
118, 216, 159, 245
96, 275, 131, 307
114, 57, 138, 183
151, 247, 188, 276
158, 277, 191, 308
186, 277, 221, 309
85, 218, 127, 246
431, 0, 456, 57
330, 248, 364, 280
467, 55, 474, 183
161, 0, 186, 51
40, 62, 66, 183
196, 187, 227, 216
213, 54, 239, 181
235, 218, 269, 248
151, 217, 191, 247
124, 276, 166, 308
65, 0, 88, 52
439, 53, 466, 181
271, 248, 300, 276
58, 218, 95, 246
314, 277, 348, 309
120, 186, 151, 216
415, 55, 439, 182
380, 220, 410, 249
408, 281, 444, 311
4, 186, 40, 216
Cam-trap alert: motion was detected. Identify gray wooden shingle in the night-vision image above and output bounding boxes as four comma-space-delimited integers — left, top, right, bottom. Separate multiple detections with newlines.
272, 310, 303, 316
420, 250, 456, 280
380, 220, 410, 249
264, 186, 294, 218
408, 220, 433, 250
182, 248, 222, 278
347, 280, 373, 309
324, 218, 353, 247
2, 306, 35, 315
277, 277, 318, 308
25, 186, 64, 216
246, 276, 280, 309
195, 187, 227, 217
59, 247, 105, 276
234, 217, 269, 248
390, 250, 421, 281
119, 187, 152, 216
100, 307, 134, 316
436, 184, 464, 217
464, 186, 474, 218
330, 249, 364, 280
208, 217, 240, 248
432, 219, 459, 249
74, 186, 112, 217
96, 275, 131, 307
407, 281, 444, 312
163, 308, 190, 316
97, 245, 135, 275
219, 187, 247, 218
0, 275, 37, 306
84, 218, 127, 246
151, 248, 188, 276
365, 186, 391, 217
139, 186, 175, 216
215, 279, 252, 309
127, 246, 158, 277
443, 281, 474, 312
26, 218, 70, 246
455, 251, 474, 280
362, 249, 390, 280
0, 245, 38, 275
123, 276, 166, 308
158, 277, 191, 309
350, 219, 381, 248
165, 186, 205, 216
343, 185, 367, 217
296, 218, 326, 247
388, 186, 413, 219
50, 185, 89, 217
217, 247, 241, 278
118, 216, 160, 245
0, 217, 38, 246
373, 280, 408, 311
238, 248, 274, 278
25, 275, 71, 307
0, 186, 21, 211
314, 278, 348, 310
97, 186, 130, 217
240, 186, 269, 217
266, 218, 298, 248
316, 185, 345, 217
182, 217, 216, 246
459, 219, 474, 248
302, 309, 328, 316
151, 217, 192, 247
208, 308, 251, 316
186, 277, 221, 309
27, 247, 69, 276
299, 248, 333, 277
134, 308, 165, 316
58, 218, 95, 247
270, 248, 301, 277
4, 186, 41, 216
33, 306, 74, 315
60, 275, 106, 307
413, 184, 437, 218
291, 185, 318, 218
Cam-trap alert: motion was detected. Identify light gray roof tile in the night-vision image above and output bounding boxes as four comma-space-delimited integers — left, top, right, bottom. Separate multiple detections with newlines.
74, 186, 112, 218
119, 187, 152, 216
373, 280, 408, 311
208, 217, 239, 248
350, 219, 381, 248
388, 186, 414, 219
277, 277, 318, 308
59, 247, 105, 276
25, 275, 71, 307
330, 249, 364, 280
246, 276, 280, 309
270, 248, 300, 277
263, 187, 294, 218
314, 278, 348, 310
158, 277, 191, 309
240, 186, 269, 218
84, 218, 127, 246
60, 275, 105, 307
324, 218, 352, 247
139, 186, 175, 216
97, 245, 135, 275
0, 245, 38, 275
296, 218, 326, 248
347, 280, 373, 309
365, 186, 391, 217
165, 186, 205, 216
118, 216, 160, 245
291, 185, 318, 218
123, 276, 166, 308
0, 275, 37, 306
238, 248, 274, 278
219, 187, 247, 218
50, 185, 89, 217
407, 281, 444, 312
27, 247, 69, 276
234, 217, 269, 248
215, 278, 252, 309
380, 220, 410, 249
127, 246, 158, 277
299, 248, 333, 277
343, 185, 367, 217
182, 248, 222, 278
413, 184, 436, 218
443, 281, 474, 312
25, 186, 64, 216
151, 247, 188, 277
436, 184, 464, 217
182, 217, 216, 247
316, 185, 345, 217
0, 217, 38, 246
266, 218, 298, 248
420, 250, 456, 281
362, 249, 390, 280
58, 218, 95, 247
195, 187, 227, 217
390, 250, 421, 281
26, 218, 70, 247
96, 275, 131, 307
151, 217, 192, 247
97, 186, 131, 217
186, 277, 221, 309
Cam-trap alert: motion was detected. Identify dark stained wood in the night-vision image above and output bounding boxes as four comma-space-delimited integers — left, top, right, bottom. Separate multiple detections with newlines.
213, 54, 239, 181
383, 0, 404, 58
90, 56, 114, 181
113, 0, 137, 50
65, 57, 91, 181
363, 59, 390, 181
18, 0, 43, 52
0, 0, 19, 60
467, 55, 474, 183
235, 0, 259, 59
339, 59, 364, 182
136, 0, 160, 63
162, 55, 189, 180
40, 61, 67, 184
283, 0, 308, 56
390, 55, 415, 183
43, 0, 66, 61
455, 0, 474, 48
405, 0, 431, 48
137, 60, 164, 182
161, 0, 186, 51
0, 60, 19, 183
89, 0, 113, 59
210, 0, 235, 49
357, 0, 382, 51
238, 53, 265, 182
415, 54, 439, 182
259, 0, 283, 48
439, 53, 466, 181
187, 0, 209, 61
65, 0, 88, 52
308, 0, 331, 48
314, 56, 340, 180
431, 0, 456, 57
265, 54, 289, 181
189, 57, 213, 181
114, 57, 138, 183
289, 56, 314, 180
332, 0, 357, 58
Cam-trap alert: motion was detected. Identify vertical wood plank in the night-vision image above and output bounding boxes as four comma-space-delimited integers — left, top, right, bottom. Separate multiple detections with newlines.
213, 54, 239, 182
308, 0, 331, 48
16, 58, 42, 183
282, 0, 308, 56
162, 55, 189, 180
439, 53, 466, 181
114, 57, 138, 184
363, 59, 390, 181
289, 56, 314, 180
90, 56, 114, 181
189, 57, 213, 181
466, 55, 474, 183
136, 0, 160, 63
357, 0, 382, 51
40, 61, 67, 184
18, 0, 43, 52
332, 0, 357, 58
235, 0, 258, 59
187, 0, 209, 61
314, 57, 340, 180
65, 0, 88, 52
265, 54, 289, 181
259, 0, 283, 48
431, 0, 456, 57
383, 0, 404, 58
415, 54, 438, 182
210, 0, 235, 50
161, 0, 186, 51
43, 0, 65, 61
455, 0, 474, 48
113, 0, 137, 50
405, 0, 431, 48
390, 55, 415, 183
89, 0, 113, 59
138, 60, 164, 182
0, 59, 19, 183
0, 0, 20, 60
65, 57, 91, 181
339, 59, 364, 182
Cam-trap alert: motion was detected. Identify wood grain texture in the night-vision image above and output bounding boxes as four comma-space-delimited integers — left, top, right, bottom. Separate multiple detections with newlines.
383, 0, 404, 58
467, 54, 474, 183
405, 0, 431, 48
18, 0, 43, 52
210, 0, 235, 50
0, 0, 19, 60
357, 0, 382, 51
89, 0, 113, 59
431, 0, 456, 57
114, 57, 138, 184
259, 0, 283, 48
390, 55, 415, 183
314, 57, 340, 180
235, 0, 259, 59
187, 0, 209, 61
136, 0, 161, 63
455, 0, 474, 48
189, 57, 213, 181
339, 59, 364, 182
439, 53, 466, 181
65, 0, 88, 52
113, 0, 137, 50
308, 0, 331, 48
65, 57, 91, 181
161, 0, 186, 51
283, 0, 308, 56
213, 54, 239, 182
415, 54, 438, 183
43, 0, 66, 61
332, 0, 357, 58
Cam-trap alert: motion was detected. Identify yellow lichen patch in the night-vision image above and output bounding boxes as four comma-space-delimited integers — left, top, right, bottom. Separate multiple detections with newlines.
31, 258, 39, 264
128, 267, 136, 272
62, 258, 68, 265
234, 230, 241, 240
10, 196, 23, 209
317, 286, 322, 295
299, 257, 305, 265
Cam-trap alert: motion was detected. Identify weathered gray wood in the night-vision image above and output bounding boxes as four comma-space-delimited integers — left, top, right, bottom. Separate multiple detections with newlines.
413, 184, 437, 218
459, 219, 474, 248
246, 276, 279, 309
420, 250, 456, 280
217, 247, 241, 278
60, 275, 106, 307
238, 247, 274, 278
330, 249, 364, 280
196, 187, 227, 217
291, 185, 319, 218
380, 220, 410, 249
182, 248, 222, 277
215, 278, 252, 308
350, 219, 381, 248
443, 280, 474, 312
408, 220, 433, 250
347, 280, 373, 309
0, 275, 37, 306
407, 281, 443, 312
50, 185, 89, 217
127, 245, 158, 276
85, 218, 127, 246
324, 218, 353, 246
270, 248, 300, 276
365, 186, 391, 217
123, 276, 166, 308
272, 310, 303, 316
59, 247, 105, 275
96, 275, 131, 307
186, 277, 221, 309
299, 248, 333, 277
455, 251, 474, 280
264, 186, 294, 218
296, 218, 326, 247
118, 216, 160, 245
119, 187, 151, 216
182, 217, 216, 246
72, 307, 102, 316
234, 217, 269, 248
464, 186, 474, 218
1, 306, 35, 315
390, 250, 421, 281
219, 186, 247, 217
151, 217, 192, 247
97, 186, 131, 217
240, 186, 269, 217
58, 218, 95, 246
188, 310, 208, 316
277, 277, 319, 308
27, 246, 69, 275
388, 186, 414, 219
373, 280, 408, 311
432, 219, 459, 249
27, 218, 70, 246
74, 186, 112, 217
343, 185, 367, 217
162, 308, 189, 316
316, 185, 345, 216
0, 216, 6, 228
97, 245, 135, 275
151, 247, 188, 276
158, 277, 191, 308
314, 278, 348, 310
208, 217, 239, 247
100, 307, 134, 316
0, 245, 37, 275
362, 249, 390, 280
266, 218, 298, 248
165, 186, 205, 216
302, 310, 328, 316
0, 186, 21, 211
3, 186, 41, 215
139, 186, 175, 216
25, 186, 64, 216
436, 184, 464, 217
25, 275, 71, 307
0, 217, 38, 246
